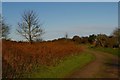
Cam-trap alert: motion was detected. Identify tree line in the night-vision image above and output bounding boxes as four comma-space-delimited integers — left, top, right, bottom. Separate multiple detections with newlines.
0, 10, 44, 43
72, 30, 120, 48
0, 10, 120, 48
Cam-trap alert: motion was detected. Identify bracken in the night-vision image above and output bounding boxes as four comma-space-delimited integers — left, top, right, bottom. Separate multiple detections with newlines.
2, 39, 83, 78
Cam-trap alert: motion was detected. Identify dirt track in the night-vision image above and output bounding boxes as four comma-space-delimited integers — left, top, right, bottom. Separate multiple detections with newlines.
66, 47, 119, 78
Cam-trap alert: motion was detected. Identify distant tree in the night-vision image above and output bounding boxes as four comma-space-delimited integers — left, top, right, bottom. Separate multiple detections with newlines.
81, 36, 88, 44
96, 34, 108, 47
72, 35, 81, 44
17, 10, 45, 43
88, 34, 96, 44
0, 15, 10, 39
35, 38, 43, 42
65, 32, 68, 39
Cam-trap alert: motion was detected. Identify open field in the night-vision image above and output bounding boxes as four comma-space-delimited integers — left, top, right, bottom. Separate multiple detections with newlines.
2, 39, 119, 78
2, 40, 85, 78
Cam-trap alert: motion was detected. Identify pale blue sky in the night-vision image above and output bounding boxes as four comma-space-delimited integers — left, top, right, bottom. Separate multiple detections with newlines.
2, 2, 118, 40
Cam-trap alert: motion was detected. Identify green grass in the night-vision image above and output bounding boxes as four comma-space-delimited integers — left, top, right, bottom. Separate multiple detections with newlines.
29, 52, 95, 78
89, 46, 120, 57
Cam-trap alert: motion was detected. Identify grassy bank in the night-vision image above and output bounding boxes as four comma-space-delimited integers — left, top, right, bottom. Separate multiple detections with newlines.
29, 52, 95, 78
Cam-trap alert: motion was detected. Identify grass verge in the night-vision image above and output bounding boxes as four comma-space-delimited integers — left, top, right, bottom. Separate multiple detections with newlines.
29, 52, 95, 78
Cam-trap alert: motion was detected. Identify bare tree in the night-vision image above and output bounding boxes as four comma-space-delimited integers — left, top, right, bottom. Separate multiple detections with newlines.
0, 15, 10, 39
65, 32, 68, 39
17, 10, 44, 43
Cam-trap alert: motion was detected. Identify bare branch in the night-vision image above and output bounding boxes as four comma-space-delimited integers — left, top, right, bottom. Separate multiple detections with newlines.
17, 10, 45, 43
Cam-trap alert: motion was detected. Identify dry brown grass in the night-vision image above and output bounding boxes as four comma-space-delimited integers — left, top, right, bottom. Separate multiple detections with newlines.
2, 39, 83, 78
